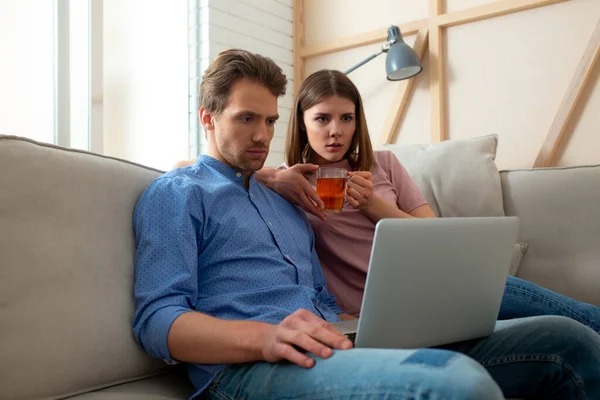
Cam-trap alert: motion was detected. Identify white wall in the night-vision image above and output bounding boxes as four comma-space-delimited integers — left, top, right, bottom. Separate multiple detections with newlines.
202, 0, 294, 167
103, 0, 190, 171
303, 0, 600, 169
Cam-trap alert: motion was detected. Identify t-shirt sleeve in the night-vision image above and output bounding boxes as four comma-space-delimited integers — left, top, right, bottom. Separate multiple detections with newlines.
379, 151, 428, 213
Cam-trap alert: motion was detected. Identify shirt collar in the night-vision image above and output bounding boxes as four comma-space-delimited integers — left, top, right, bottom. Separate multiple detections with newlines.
197, 155, 253, 186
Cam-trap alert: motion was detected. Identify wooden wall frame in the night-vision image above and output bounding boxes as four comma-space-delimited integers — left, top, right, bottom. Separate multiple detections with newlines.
429, 0, 446, 143
533, 17, 600, 167
293, 0, 600, 167
376, 28, 429, 148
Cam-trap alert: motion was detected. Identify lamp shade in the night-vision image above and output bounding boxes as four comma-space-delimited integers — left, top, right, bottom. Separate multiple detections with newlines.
385, 25, 422, 81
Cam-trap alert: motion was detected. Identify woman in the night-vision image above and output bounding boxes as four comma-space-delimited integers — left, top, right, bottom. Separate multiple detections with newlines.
258, 69, 600, 332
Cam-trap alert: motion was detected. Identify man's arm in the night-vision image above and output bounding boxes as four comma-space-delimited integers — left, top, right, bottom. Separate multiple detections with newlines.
168, 308, 352, 367
133, 177, 203, 361
167, 311, 270, 364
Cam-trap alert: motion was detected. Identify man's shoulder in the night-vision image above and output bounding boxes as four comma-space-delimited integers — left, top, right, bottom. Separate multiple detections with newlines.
138, 165, 212, 207
147, 169, 196, 194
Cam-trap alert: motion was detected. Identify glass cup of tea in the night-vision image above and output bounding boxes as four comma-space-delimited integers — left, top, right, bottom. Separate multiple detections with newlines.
316, 167, 347, 213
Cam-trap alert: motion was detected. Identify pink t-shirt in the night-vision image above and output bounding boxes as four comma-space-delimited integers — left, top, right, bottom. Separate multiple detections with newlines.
284, 151, 427, 316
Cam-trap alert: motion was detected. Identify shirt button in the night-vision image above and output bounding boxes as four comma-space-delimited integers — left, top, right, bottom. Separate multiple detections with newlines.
284, 254, 291, 260
250, 193, 254, 198
267, 221, 272, 226
236, 172, 242, 178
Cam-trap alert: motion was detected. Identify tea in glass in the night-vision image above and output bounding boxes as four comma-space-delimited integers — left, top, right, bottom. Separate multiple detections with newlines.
316, 168, 347, 212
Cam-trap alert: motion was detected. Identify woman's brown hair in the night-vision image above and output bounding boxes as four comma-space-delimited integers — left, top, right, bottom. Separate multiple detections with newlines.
285, 70, 373, 171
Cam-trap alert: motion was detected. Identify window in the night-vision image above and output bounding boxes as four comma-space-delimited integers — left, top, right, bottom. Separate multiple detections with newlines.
0, 0, 55, 144
1, 0, 198, 170
0, 0, 99, 151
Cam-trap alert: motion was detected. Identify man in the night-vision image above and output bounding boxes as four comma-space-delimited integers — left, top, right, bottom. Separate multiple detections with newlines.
133, 49, 600, 399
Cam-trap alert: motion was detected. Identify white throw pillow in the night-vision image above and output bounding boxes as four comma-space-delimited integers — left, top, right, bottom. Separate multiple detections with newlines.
380, 134, 505, 218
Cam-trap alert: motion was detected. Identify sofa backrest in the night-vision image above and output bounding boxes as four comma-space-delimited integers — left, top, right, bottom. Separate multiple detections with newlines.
501, 165, 600, 307
0, 136, 168, 399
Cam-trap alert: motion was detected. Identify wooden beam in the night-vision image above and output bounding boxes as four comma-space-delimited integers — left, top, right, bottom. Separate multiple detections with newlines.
293, 0, 305, 95
299, 0, 569, 60
436, 0, 568, 28
533, 18, 600, 168
300, 19, 427, 58
376, 28, 430, 148
429, 0, 446, 143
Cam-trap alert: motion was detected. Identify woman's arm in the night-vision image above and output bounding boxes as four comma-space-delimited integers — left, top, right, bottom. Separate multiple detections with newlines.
172, 159, 197, 168
174, 161, 326, 219
346, 153, 437, 223
255, 165, 327, 221
359, 196, 436, 222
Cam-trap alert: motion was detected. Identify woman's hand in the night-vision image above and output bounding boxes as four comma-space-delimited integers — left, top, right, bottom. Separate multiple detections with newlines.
272, 164, 327, 221
346, 171, 374, 210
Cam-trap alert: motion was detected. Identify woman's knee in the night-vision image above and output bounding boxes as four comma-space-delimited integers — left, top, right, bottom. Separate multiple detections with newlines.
534, 316, 600, 363
538, 315, 597, 340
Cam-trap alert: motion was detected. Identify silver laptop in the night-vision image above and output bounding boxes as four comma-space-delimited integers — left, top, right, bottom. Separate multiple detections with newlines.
333, 217, 519, 349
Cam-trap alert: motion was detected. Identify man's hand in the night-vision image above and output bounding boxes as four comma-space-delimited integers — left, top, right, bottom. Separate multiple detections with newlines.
346, 171, 374, 210
273, 164, 327, 221
260, 309, 352, 368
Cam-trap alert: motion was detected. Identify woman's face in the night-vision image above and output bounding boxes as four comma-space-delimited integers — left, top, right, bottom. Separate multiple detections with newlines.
302, 95, 356, 165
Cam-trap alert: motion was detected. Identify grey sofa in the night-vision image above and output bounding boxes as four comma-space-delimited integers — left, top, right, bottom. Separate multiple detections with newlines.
1, 134, 598, 400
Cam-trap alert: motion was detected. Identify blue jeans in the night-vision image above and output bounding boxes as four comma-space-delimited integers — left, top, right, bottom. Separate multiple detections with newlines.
202, 316, 600, 400
500, 275, 600, 333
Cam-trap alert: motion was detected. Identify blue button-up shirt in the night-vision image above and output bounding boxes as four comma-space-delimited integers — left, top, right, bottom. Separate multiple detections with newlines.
133, 155, 342, 396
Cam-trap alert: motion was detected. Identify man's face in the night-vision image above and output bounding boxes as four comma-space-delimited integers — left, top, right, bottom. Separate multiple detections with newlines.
203, 79, 279, 173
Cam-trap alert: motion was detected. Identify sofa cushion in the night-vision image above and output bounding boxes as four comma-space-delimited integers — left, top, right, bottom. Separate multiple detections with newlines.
0, 136, 169, 399
501, 165, 600, 307
66, 370, 193, 399
380, 134, 505, 218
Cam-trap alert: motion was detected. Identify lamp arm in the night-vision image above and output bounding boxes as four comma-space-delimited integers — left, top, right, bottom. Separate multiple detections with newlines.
344, 39, 396, 75
344, 49, 385, 75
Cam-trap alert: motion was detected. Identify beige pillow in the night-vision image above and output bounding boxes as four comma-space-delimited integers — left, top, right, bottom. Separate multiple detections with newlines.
380, 134, 505, 218
510, 242, 529, 276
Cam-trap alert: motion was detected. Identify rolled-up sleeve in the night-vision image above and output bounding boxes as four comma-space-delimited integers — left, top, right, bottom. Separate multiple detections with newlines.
132, 177, 201, 362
